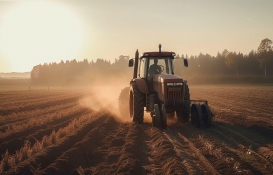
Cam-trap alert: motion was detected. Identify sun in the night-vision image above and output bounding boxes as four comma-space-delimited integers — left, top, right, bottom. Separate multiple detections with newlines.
0, 1, 84, 72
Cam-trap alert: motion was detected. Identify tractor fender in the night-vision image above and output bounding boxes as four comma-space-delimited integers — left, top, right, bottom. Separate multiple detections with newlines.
131, 78, 149, 93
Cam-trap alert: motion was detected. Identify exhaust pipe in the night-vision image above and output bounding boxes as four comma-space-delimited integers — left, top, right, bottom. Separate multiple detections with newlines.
133, 49, 139, 78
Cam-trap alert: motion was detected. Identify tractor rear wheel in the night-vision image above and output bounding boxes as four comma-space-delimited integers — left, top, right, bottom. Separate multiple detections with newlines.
118, 87, 130, 117
130, 82, 145, 123
176, 84, 191, 123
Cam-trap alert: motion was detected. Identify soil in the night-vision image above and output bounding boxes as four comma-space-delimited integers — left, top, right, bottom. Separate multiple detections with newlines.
0, 85, 273, 175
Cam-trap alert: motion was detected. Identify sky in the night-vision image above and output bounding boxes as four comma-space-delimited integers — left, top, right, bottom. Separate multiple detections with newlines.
0, 0, 273, 72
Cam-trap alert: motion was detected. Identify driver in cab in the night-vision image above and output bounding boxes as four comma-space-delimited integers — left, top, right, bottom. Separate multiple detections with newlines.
148, 59, 162, 77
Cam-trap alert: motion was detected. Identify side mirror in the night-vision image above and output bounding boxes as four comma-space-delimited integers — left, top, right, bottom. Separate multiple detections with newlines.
128, 59, 134, 67
184, 59, 188, 67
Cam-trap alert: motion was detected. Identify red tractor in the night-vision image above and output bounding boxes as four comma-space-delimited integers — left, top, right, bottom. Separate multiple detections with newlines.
119, 45, 211, 129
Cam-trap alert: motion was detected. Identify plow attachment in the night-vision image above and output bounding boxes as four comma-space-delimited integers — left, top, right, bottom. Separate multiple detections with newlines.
190, 100, 212, 128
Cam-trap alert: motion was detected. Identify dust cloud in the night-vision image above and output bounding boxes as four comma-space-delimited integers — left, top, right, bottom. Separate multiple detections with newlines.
78, 77, 132, 123
76, 71, 155, 123
78, 85, 153, 123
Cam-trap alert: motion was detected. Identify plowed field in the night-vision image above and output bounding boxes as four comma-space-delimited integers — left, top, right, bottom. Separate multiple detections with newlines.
1, 85, 273, 175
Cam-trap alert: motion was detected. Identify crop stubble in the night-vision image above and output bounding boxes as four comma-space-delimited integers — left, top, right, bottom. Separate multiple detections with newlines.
0, 85, 273, 174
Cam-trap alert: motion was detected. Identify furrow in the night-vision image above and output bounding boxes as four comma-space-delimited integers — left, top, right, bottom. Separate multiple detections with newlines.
4, 111, 109, 175
0, 108, 90, 156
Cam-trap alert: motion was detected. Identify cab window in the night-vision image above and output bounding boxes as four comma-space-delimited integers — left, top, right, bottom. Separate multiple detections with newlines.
148, 57, 172, 77
139, 58, 147, 78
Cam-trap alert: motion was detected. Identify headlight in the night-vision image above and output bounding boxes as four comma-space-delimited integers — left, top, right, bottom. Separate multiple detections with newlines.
167, 83, 174, 86
167, 82, 183, 86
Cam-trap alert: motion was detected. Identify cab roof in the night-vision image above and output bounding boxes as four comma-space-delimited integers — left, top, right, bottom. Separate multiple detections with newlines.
141, 52, 176, 58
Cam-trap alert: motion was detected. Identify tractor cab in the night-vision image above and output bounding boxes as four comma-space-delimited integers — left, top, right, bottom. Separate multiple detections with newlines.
138, 53, 175, 80
129, 46, 188, 81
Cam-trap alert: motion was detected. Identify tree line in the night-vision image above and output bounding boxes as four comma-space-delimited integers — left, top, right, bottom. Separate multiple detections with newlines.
30, 55, 132, 85
31, 38, 273, 85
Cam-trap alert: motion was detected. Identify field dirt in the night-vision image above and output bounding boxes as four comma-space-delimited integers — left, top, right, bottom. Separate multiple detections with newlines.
0, 85, 273, 175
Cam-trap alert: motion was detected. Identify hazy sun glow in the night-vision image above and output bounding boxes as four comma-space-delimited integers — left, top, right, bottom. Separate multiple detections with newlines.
0, 1, 84, 72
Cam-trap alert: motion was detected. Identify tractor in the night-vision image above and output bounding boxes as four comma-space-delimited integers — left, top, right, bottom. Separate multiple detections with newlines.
119, 44, 211, 129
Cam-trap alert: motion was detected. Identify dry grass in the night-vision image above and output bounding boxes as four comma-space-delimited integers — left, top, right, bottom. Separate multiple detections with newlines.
0, 104, 85, 138
0, 151, 9, 172
197, 135, 258, 173
198, 135, 223, 158
0, 112, 96, 173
